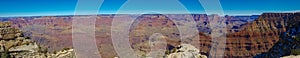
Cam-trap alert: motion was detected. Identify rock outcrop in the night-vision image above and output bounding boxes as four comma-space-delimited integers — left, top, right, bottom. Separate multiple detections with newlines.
0, 22, 75, 58
166, 44, 207, 58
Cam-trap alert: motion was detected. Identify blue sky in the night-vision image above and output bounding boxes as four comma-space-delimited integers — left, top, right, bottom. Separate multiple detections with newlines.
0, 0, 300, 17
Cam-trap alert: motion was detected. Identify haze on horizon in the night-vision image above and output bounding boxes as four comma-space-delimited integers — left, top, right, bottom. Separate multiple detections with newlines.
0, 0, 300, 17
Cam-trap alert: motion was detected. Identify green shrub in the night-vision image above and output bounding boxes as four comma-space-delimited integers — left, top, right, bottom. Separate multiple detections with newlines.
291, 49, 300, 55
295, 34, 300, 42
1, 50, 10, 58
0, 53, 10, 58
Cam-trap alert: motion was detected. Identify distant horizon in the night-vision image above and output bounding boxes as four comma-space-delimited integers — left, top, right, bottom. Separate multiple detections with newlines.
1, 11, 299, 17
1, 0, 300, 17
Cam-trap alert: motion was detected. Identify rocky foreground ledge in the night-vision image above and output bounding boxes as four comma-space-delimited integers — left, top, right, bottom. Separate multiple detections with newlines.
281, 55, 300, 58
0, 22, 74, 58
166, 44, 207, 58
113, 44, 207, 58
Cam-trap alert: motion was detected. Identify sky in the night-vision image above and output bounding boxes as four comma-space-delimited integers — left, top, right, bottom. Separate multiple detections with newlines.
0, 0, 300, 17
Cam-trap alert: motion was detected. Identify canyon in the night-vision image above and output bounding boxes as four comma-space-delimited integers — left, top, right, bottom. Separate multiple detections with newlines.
0, 12, 299, 58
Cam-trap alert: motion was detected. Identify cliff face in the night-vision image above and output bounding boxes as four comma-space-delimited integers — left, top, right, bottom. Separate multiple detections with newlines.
222, 13, 293, 57
254, 12, 300, 58
8, 16, 73, 52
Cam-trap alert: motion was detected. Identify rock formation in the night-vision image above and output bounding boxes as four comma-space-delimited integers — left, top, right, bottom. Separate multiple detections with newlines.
254, 12, 300, 58
0, 22, 75, 58
166, 44, 207, 58
219, 13, 293, 57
